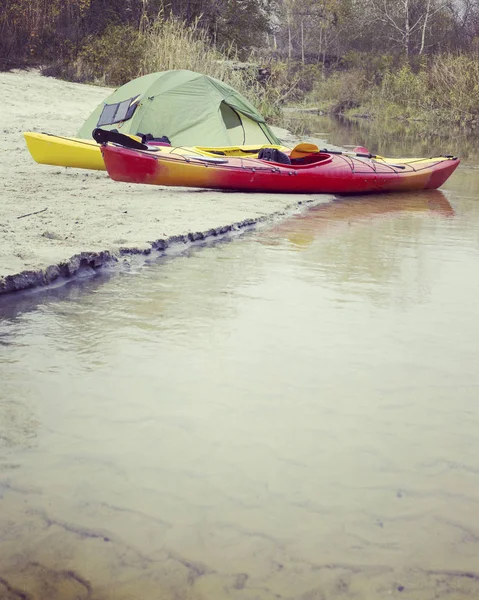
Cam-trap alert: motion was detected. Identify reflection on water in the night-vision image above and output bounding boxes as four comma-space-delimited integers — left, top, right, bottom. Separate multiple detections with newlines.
1, 182, 479, 598
259, 191, 461, 308
283, 112, 479, 164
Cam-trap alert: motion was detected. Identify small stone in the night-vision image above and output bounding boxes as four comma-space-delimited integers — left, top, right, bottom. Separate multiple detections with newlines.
233, 573, 248, 590
42, 230, 62, 240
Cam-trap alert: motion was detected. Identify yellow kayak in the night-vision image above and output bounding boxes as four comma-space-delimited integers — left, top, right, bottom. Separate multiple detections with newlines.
23, 131, 290, 171
24, 132, 106, 170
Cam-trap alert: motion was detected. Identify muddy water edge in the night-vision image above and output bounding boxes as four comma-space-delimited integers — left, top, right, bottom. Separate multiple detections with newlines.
1, 117, 479, 600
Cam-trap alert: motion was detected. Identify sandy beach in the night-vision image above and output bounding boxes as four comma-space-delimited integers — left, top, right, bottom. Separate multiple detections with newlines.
0, 69, 331, 296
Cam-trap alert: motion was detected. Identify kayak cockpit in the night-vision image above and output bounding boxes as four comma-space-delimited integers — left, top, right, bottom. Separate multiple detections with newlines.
290, 152, 332, 166
257, 146, 332, 167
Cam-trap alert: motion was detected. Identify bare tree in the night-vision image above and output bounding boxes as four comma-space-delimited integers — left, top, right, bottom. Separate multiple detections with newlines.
365, 0, 450, 55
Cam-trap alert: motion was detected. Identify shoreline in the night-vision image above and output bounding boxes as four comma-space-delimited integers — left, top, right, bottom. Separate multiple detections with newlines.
0, 69, 334, 297
0, 198, 324, 296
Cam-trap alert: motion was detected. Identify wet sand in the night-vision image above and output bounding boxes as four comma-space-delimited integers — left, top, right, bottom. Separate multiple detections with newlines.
0, 69, 329, 296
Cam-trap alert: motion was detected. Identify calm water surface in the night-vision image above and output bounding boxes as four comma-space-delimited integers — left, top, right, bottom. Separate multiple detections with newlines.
1, 124, 479, 599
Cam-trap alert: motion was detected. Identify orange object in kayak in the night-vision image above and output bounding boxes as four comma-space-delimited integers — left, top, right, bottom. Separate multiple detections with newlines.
100, 143, 460, 195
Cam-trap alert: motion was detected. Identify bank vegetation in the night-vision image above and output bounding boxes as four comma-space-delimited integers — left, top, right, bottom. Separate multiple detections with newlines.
2, 0, 479, 127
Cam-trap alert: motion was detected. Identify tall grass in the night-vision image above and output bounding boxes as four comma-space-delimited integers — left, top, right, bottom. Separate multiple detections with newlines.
428, 54, 479, 125
375, 54, 479, 125
44, 14, 297, 122
139, 17, 228, 80
139, 16, 299, 121
309, 52, 479, 127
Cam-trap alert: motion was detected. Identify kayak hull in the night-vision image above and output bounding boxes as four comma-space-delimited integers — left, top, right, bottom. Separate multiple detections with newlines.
24, 132, 106, 170
101, 144, 460, 195
24, 131, 290, 171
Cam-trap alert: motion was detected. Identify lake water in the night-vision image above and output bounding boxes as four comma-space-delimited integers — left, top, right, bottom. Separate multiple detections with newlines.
1, 118, 479, 599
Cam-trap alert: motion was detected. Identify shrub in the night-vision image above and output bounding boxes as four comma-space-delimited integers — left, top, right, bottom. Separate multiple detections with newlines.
380, 63, 431, 114
427, 53, 479, 124
58, 13, 298, 122
70, 24, 145, 85
310, 68, 371, 114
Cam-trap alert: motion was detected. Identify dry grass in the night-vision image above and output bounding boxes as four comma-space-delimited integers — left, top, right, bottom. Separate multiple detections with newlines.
138, 16, 290, 120
307, 52, 479, 127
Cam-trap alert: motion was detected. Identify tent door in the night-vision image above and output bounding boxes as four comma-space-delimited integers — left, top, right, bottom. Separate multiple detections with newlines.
220, 102, 246, 145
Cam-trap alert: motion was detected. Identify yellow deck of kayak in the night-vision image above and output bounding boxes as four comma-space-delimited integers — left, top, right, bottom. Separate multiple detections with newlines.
24, 131, 290, 171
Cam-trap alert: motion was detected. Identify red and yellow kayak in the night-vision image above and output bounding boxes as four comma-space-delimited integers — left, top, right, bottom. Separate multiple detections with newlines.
100, 142, 460, 194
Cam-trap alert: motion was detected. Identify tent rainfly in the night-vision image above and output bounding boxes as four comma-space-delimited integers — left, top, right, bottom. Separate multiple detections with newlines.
78, 70, 281, 147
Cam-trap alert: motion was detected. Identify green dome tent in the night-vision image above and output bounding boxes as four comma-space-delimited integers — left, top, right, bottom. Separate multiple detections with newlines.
78, 70, 281, 147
